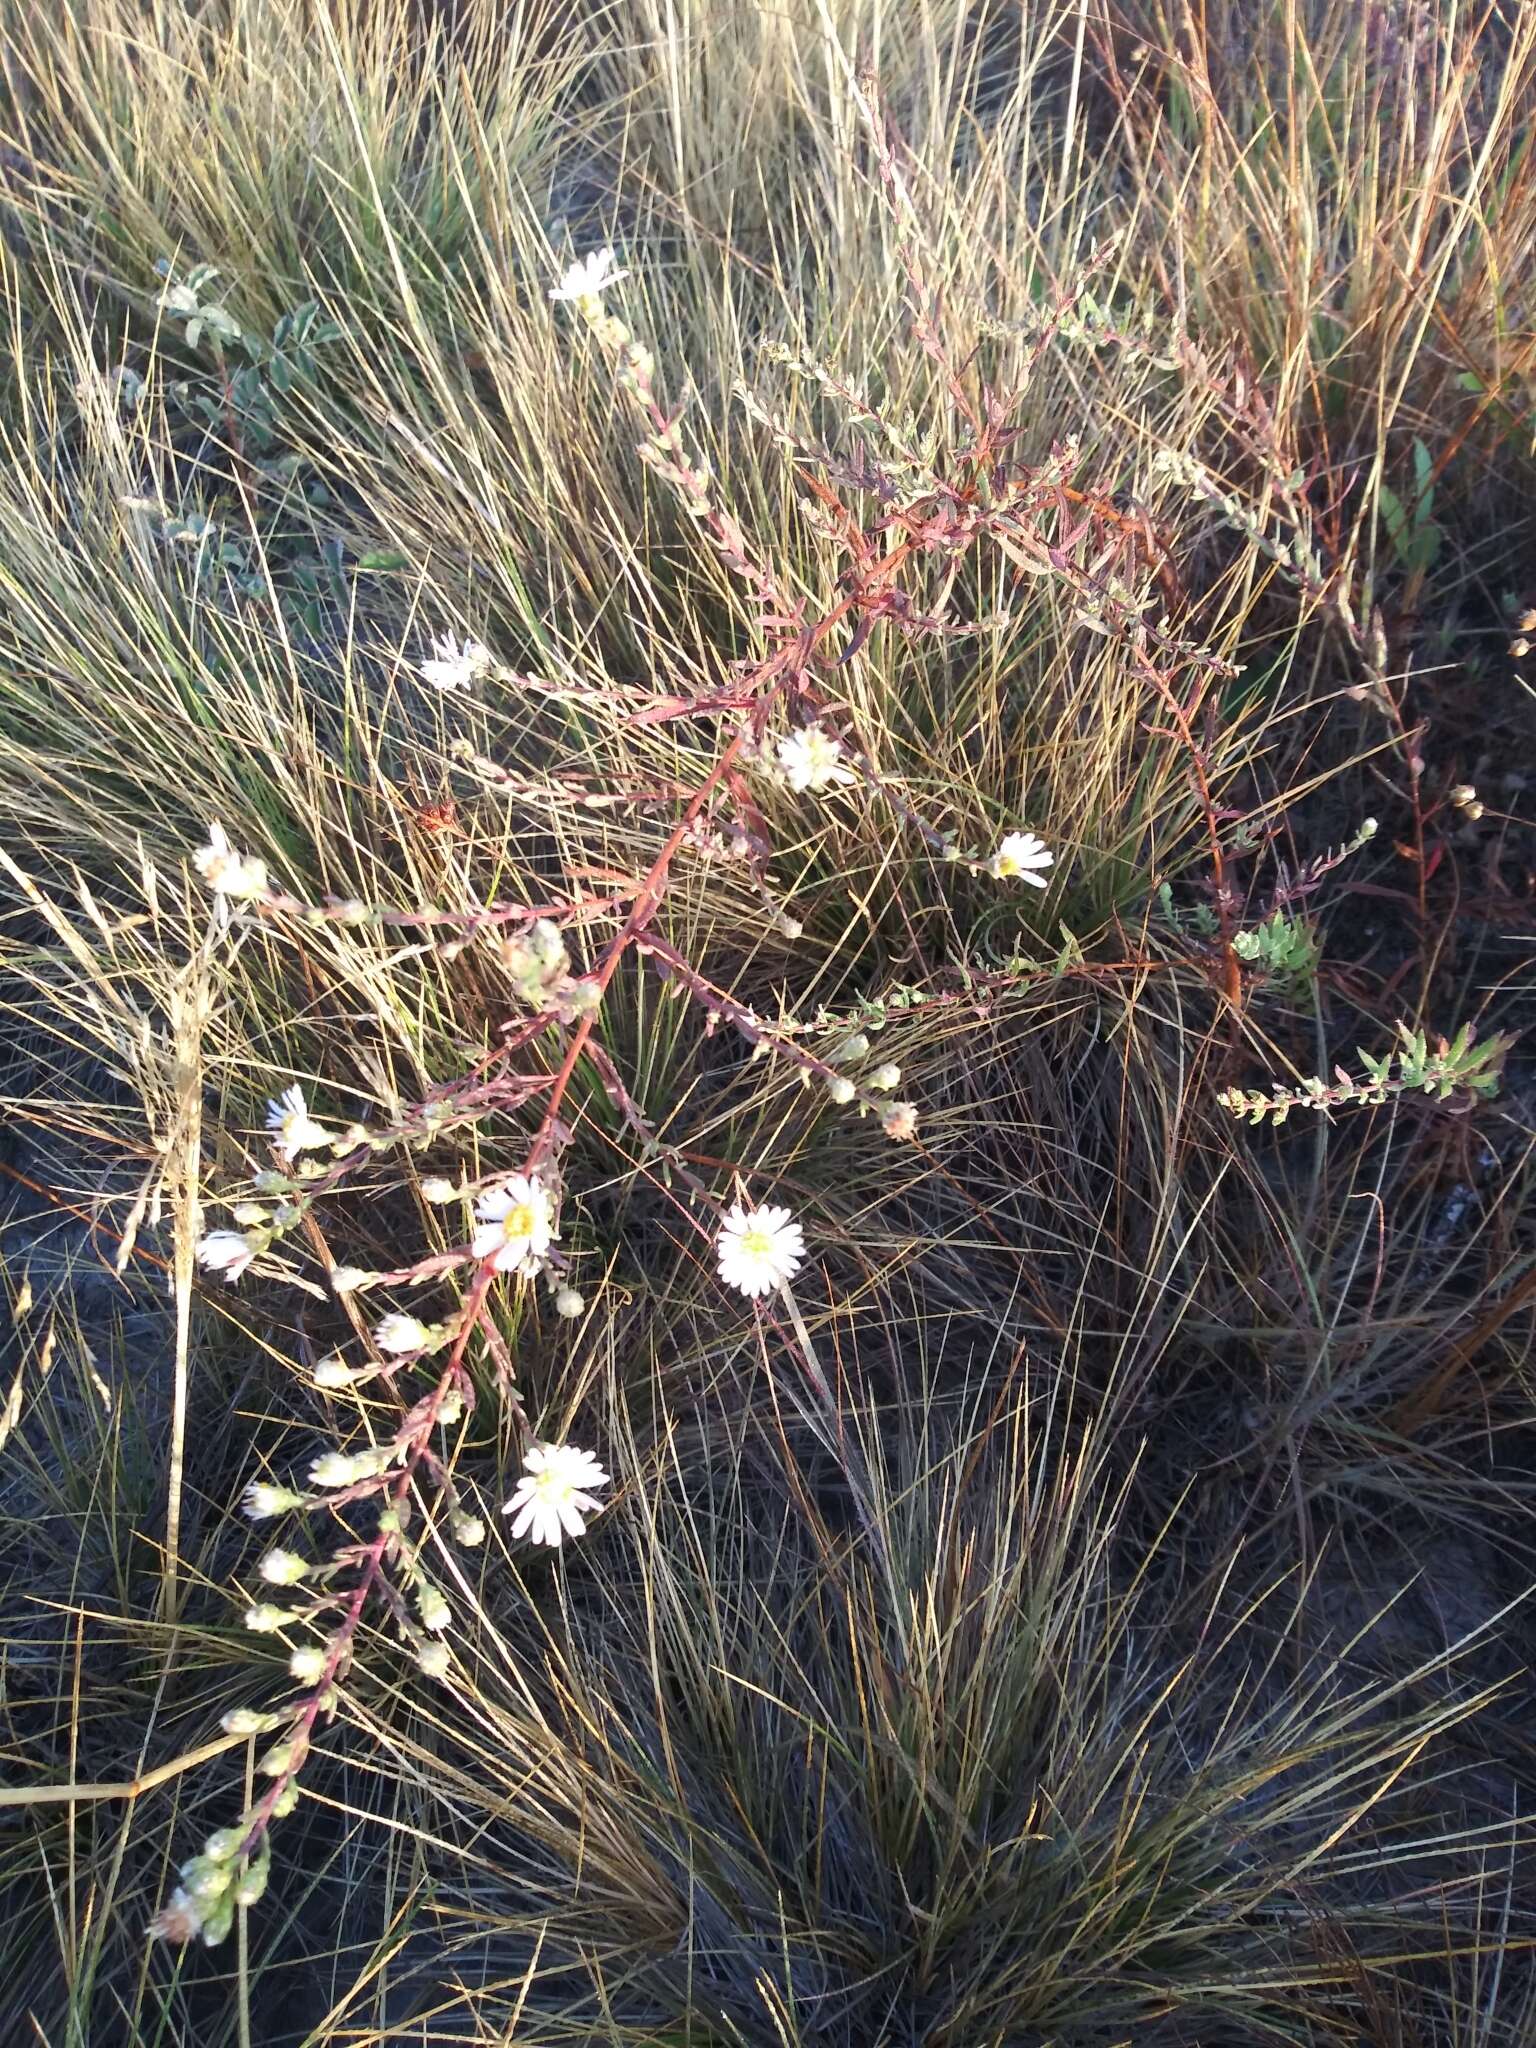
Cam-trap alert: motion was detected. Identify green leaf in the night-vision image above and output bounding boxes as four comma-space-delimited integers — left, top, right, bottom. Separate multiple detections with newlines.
356, 549, 411, 573
1377, 484, 1409, 560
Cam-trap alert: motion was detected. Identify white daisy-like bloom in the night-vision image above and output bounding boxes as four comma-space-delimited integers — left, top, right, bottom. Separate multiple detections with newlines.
196, 1229, 258, 1284
151, 1886, 204, 1944
374, 1312, 429, 1355
502, 1441, 610, 1547
308, 1451, 360, 1489
882, 1101, 919, 1141
257, 1547, 311, 1585
266, 1083, 331, 1161
715, 1202, 805, 1299
549, 247, 629, 303
243, 1482, 303, 1520
990, 830, 1054, 887
471, 1173, 558, 1275
776, 724, 856, 795
418, 633, 491, 692
192, 822, 269, 900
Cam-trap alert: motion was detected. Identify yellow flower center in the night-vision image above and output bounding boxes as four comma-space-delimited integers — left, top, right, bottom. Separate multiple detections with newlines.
739, 1228, 774, 1260
995, 853, 1020, 877
503, 1201, 539, 1241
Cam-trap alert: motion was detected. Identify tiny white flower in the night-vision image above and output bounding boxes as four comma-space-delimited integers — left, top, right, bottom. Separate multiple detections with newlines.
869, 1063, 901, 1091
288, 1644, 328, 1684
882, 1101, 919, 1141
825, 1074, 856, 1105
220, 1708, 279, 1737
549, 247, 629, 303
243, 1482, 303, 1520
197, 1229, 258, 1284
553, 1285, 585, 1320
452, 1514, 485, 1546
312, 1355, 357, 1390
258, 1548, 311, 1586
307, 1452, 360, 1489
374, 1312, 429, 1355
715, 1203, 805, 1299
776, 724, 856, 795
416, 1584, 452, 1633
243, 1604, 290, 1633
265, 1084, 330, 1161
420, 1176, 459, 1204
417, 1640, 451, 1677
328, 1265, 373, 1295
990, 830, 1054, 887
502, 1441, 610, 1547
472, 1173, 557, 1275
192, 822, 268, 900
418, 633, 492, 692
151, 1887, 204, 1944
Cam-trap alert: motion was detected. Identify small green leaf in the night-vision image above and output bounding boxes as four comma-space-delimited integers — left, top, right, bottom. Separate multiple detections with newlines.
356, 549, 411, 573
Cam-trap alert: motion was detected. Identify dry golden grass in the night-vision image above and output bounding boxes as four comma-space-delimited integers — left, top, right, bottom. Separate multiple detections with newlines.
1, 1, 1534, 2041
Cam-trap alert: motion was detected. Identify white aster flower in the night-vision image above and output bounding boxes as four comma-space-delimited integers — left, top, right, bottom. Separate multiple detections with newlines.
471, 1173, 557, 1275
151, 1886, 205, 1944
549, 247, 629, 303
502, 1441, 610, 1547
990, 830, 1054, 886
776, 724, 856, 795
220, 1707, 280, 1737
418, 633, 491, 692
257, 1547, 311, 1586
374, 1312, 429, 1355
715, 1202, 805, 1298
416, 1584, 452, 1632
882, 1101, 919, 1141
308, 1452, 360, 1489
192, 822, 268, 900
243, 1482, 303, 1520
196, 1228, 258, 1284
265, 1084, 330, 1161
